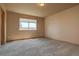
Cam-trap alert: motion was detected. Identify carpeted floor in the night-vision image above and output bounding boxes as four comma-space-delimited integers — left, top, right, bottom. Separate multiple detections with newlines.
0, 38, 79, 56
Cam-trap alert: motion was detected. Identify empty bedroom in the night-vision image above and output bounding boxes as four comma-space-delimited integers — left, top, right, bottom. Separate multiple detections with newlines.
0, 3, 79, 56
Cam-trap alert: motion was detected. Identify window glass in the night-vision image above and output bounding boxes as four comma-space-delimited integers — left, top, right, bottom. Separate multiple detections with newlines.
19, 18, 37, 30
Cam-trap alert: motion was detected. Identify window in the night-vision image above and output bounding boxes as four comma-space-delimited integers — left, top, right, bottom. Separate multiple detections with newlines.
19, 18, 37, 30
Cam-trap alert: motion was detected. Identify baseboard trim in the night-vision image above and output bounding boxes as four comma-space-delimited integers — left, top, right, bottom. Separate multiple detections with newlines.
7, 36, 45, 42
46, 37, 79, 46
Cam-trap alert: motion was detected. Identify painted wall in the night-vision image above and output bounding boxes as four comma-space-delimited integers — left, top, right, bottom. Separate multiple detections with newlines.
0, 7, 2, 44
7, 11, 45, 41
0, 4, 7, 45
45, 5, 79, 45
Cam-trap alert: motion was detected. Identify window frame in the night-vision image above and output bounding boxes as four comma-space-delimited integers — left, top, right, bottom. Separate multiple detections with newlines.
19, 18, 37, 30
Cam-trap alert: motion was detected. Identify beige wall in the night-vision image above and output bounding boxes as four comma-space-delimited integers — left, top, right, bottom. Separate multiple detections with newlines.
45, 5, 79, 45
0, 4, 7, 45
0, 7, 2, 44
7, 11, 44, 41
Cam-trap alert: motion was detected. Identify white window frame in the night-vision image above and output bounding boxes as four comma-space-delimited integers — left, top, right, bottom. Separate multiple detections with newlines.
19, 18, 37, 30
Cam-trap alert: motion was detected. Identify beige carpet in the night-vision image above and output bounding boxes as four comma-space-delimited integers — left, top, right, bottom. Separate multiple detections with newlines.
0, 38, 79, 56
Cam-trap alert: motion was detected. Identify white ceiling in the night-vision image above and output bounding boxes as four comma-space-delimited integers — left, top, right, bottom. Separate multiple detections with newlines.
4, 3, 79, 17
